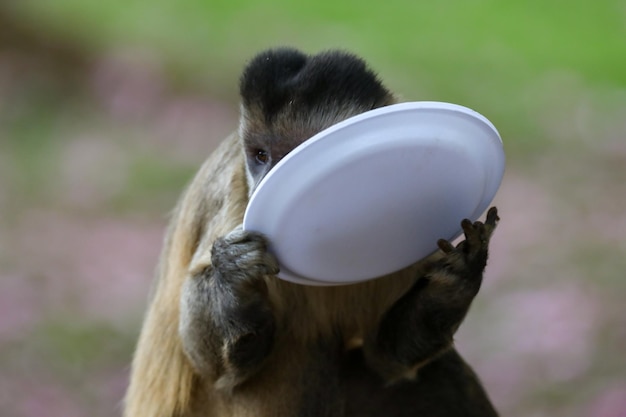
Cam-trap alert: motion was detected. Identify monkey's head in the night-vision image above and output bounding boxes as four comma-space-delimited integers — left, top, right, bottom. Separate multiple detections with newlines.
239, 48, 396, 194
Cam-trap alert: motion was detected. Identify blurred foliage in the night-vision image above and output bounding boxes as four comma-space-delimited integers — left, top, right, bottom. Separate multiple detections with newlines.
7, 0, 626, 155
10, 0, 626, 83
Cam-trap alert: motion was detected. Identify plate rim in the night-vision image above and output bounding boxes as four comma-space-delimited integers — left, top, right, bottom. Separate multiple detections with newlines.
243, 101, 504, 285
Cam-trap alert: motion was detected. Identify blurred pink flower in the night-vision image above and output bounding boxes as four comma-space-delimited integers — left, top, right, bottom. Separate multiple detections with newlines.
586, 384, 626, 417
14, 379, 86, 417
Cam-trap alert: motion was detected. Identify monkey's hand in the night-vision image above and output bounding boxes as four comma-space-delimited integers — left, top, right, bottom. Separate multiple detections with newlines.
430, 206, 499, 304
180, 226, 279, 390
364, 207, 499, 382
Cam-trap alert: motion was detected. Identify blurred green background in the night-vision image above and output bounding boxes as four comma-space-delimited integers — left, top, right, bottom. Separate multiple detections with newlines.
1, 1, 625, 416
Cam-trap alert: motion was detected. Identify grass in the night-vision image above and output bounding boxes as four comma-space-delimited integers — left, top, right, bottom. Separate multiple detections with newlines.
5, 0, 625, 163
11, 0, 625, 81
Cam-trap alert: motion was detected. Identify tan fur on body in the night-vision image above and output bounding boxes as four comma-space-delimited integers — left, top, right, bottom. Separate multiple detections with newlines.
124, 133, 244, 417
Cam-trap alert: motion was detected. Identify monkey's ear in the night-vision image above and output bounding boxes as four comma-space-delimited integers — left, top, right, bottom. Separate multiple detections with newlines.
239, 47, 308, 113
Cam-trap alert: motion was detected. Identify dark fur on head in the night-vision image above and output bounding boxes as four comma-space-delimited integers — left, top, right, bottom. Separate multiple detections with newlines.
239, 48, 393, 124
238, 48, 396, 194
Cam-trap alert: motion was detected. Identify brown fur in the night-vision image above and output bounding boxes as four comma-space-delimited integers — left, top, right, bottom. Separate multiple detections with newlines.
125, 48, 498, 417
125, 133, 244, 416
124, 130, 447, 416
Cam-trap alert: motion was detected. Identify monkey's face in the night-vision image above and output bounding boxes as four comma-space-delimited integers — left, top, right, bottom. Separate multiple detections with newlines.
238, 48, 396, 195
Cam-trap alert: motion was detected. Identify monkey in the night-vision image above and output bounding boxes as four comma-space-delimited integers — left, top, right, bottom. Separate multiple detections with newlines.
124, 48, 500, 417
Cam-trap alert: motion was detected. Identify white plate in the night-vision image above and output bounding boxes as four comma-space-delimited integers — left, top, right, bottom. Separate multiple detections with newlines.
243, 102, 504, 286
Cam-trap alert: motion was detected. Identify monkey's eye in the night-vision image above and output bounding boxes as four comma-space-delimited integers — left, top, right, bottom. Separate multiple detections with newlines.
255, 150, 269, 165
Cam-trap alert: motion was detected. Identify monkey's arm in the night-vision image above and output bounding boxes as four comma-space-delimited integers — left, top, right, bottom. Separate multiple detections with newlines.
180, 227, 278, 390
363, 207, 499, 382
125, 135, 276, 416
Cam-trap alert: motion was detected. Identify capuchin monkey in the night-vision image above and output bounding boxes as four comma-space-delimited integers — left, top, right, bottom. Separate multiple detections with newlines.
124, 48, 500, 417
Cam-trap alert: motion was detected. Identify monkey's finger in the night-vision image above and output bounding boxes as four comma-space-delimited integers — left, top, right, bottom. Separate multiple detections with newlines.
214, 238, 263, 264
461, 219, 475, 238
461, 218, 486, 257
224, 227, 271, 248
437, 239, 455, 253
485, 207, 499, 226
260, 251, 280, 276
482, 207, 500, 239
